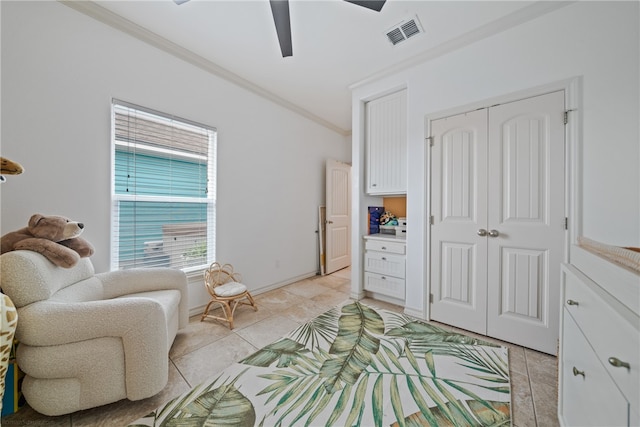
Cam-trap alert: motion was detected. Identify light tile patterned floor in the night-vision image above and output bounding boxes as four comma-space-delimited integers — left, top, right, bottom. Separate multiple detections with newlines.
1, 267, 559, 426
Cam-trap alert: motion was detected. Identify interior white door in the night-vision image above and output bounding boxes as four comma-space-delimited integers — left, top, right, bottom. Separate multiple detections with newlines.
430, 91, 566, 354
430, 109, 489, 334
325, 159, 351, 275
486, 91, 565, 354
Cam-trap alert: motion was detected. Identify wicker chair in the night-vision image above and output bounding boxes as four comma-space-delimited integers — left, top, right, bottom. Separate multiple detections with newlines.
201, 262, 257, 329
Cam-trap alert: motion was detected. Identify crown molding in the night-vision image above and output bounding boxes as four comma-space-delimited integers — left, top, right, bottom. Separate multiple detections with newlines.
59, 0, 350, 136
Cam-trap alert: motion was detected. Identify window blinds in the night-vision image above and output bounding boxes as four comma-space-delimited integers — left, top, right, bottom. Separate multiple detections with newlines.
111, 100, 216, 271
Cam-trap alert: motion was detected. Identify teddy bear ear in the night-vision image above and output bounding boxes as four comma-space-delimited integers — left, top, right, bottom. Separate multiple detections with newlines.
29, 214, 44, 228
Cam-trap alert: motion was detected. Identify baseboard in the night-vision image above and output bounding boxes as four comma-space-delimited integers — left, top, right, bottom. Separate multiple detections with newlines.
362, 291, 404, 307
251, 271, 319, 296
189, 305, 208, 318
403, 306, 425, 320
350, 290, 366, 300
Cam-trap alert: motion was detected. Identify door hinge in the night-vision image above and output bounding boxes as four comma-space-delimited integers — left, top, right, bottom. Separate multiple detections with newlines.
429, 215, 434, 225
564, 217, 568, 230
426, 136, 434, 147
429, 293, 434, 304
564, 109, 576, 125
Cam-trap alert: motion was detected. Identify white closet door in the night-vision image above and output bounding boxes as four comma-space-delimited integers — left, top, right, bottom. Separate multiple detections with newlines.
486, 90, 565, 354
429, 91, 566, 354
430, 109, 488, 334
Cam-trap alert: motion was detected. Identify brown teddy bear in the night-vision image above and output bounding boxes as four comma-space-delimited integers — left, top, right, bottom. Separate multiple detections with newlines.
0, 214, 95, 268
0, 156, 24, 183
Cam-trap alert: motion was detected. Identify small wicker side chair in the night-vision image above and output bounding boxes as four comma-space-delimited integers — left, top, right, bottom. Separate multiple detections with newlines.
201, 262, 257, 329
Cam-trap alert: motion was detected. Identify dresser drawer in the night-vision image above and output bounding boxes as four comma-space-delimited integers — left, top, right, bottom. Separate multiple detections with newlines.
563, 265, 640, 409
364, 252, 405, 278
364, 240, 405, 255
364, 272, 405, 299
560, 312, 629, 427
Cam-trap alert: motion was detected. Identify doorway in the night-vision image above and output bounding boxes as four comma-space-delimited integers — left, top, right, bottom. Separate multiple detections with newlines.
429, 91, 566, 354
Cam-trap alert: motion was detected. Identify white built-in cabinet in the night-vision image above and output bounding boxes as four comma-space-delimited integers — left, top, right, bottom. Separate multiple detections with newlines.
558, 247, 639, 426
363, 235, 406, 302
365, 90, 407, 195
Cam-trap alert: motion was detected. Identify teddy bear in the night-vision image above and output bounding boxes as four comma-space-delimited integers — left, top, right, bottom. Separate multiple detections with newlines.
0, 214, 95, 268
0, 156, 24, 183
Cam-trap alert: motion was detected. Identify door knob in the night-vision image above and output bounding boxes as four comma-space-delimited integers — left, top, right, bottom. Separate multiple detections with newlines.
488, 229, 500, 238
325, 220, 333, 224
572, 366, 585, 378
477, 229, 488, 236
608, 357, 630, 370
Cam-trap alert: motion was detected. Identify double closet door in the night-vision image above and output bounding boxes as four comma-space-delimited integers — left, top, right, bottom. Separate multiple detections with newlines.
429, 91, 565, 355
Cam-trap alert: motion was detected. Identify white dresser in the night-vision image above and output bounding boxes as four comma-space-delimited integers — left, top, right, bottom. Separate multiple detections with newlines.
559, 245, 640, 426
363, 234, 406, 303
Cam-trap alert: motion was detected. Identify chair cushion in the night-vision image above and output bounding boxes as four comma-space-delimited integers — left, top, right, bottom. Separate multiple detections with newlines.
214, 282, 247, 297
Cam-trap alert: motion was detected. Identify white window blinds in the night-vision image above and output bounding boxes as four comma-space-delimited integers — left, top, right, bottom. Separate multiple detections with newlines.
111, 100, 216, 271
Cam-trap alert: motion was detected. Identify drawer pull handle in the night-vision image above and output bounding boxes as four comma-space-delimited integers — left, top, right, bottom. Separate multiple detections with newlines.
608, 357, 630, 370
566, 299, 579, 306
572, 367, 585, 378
381, 276, 386, 280
381, 246, 387, 250
381, 257, 387, 261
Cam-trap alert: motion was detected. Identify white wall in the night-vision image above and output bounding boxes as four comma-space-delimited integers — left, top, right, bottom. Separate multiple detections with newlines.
352, 1, 639, 317
0, 1, 350, 311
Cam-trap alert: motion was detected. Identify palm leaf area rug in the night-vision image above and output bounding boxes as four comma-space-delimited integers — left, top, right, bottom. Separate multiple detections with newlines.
130, 301, 511, 427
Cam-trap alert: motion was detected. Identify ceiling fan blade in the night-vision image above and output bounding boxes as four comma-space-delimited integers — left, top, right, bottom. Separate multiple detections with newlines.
269, 0, 293, 57
344, 1, 386, 12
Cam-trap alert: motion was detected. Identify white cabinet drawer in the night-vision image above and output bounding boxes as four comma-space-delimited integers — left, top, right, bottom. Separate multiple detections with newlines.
560, 312, 629, 427
364, 272, 405, 300
364, 252, 405, 278
563, 265, 639, 409
365, 240, 405, 255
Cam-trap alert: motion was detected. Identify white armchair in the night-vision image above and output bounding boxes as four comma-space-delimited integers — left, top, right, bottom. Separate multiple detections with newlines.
0, 250, 188, 416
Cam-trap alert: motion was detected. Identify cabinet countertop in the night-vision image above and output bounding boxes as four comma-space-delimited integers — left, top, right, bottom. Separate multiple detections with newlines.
364, 234, 406, 243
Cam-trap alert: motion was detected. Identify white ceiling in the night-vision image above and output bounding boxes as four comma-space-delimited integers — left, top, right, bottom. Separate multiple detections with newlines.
67, 0, 568, 134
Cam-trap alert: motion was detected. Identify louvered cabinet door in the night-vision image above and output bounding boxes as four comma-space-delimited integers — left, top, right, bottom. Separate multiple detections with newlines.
365, 90, 407, 195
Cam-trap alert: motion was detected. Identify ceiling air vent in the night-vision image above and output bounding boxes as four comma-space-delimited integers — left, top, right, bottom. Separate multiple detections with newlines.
385, 16, 424, 46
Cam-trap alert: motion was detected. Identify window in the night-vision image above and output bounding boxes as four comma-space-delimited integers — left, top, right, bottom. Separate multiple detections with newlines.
111, 100, 216, 271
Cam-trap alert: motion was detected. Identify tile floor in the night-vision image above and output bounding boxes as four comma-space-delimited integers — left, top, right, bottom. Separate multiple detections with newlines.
1, 267, 559, 427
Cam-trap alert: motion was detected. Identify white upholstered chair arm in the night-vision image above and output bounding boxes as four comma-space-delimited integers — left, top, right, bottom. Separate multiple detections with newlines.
16, 298, 170, 399
96, 268, 186, 297
96, 268, 189, 328
16, 298, 167, 348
